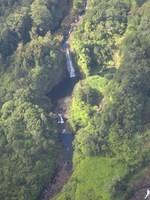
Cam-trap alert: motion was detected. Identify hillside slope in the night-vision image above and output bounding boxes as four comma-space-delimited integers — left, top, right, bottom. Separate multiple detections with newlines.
0, 0, 69, 199
0, 0, 150, 200
54, 0, 150, 200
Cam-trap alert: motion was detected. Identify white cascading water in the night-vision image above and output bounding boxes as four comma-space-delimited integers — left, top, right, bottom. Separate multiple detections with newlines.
58, 114, 64, 124
144, 189, 150, 199
65, 47, 76, 78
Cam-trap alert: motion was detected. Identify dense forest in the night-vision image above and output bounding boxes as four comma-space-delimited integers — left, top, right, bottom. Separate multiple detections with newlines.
0, 0, 69, 199
0, 0, 150, 200
55, 0, 150, 199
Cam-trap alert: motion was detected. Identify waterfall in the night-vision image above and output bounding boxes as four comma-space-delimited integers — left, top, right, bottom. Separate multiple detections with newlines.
65, 47, 76, 78
58, 114, 64, 124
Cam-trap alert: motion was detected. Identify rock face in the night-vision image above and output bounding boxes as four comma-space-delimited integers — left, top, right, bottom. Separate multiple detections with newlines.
41, 1, 88, 199
129, 168, 150, 200
42, 156, 72, 200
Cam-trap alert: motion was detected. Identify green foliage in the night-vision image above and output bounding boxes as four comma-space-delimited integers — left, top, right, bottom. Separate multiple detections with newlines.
30, 0, 69, 35
0, 0, 69, 58
1, 0, 150, 200
6, 7, 31, 42
0, 0, 68, 199
70, 0, 150, 160
55, 157, 127, 200
69, 76, 107, 132
72, 0, 86, 15
0, 91, 58, 200
56, 1, 150, 200
71, 0, 131, 76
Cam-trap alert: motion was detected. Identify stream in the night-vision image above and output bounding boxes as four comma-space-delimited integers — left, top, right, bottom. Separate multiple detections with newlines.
40, 1, 88, 199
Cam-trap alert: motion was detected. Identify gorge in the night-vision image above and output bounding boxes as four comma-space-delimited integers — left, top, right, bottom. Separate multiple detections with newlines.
40, 2, 88, 199
0, 1, 150, 200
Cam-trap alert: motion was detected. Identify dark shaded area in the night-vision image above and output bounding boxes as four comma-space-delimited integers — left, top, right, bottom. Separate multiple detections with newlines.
48, 77, 79, 103
60, 132, 74, 165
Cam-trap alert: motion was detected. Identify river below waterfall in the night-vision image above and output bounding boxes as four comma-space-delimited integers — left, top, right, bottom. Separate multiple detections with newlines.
48, 77, 77, 169
43, 46, 79, 200
48, 77, 79, 104
40, 1, 88, 199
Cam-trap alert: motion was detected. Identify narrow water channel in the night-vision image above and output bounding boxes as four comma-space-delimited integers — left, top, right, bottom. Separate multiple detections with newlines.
40, 1, 88, 199
42, 40, 79, 200
49, 77, 79, 104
